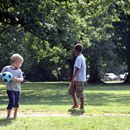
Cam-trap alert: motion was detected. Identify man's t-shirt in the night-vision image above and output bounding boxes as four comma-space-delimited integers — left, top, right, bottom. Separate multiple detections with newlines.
74, 54, 86, 82
1, 65, 23, 92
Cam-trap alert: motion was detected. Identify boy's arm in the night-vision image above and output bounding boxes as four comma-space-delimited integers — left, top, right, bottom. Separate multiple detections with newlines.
13, 71, 24, 83
13, 77, 24, 83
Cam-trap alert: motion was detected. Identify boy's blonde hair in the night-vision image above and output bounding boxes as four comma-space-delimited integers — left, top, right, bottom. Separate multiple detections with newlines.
11, 53, 24, 63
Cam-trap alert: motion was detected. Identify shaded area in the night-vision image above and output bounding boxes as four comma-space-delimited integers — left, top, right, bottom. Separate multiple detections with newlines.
0, 83, 130, 107
0, 118, 15, 127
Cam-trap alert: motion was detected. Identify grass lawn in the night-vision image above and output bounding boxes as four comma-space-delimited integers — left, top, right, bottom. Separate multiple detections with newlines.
0, 82, 130, 129
0, 117, 130, 130
0, 82, 130, 114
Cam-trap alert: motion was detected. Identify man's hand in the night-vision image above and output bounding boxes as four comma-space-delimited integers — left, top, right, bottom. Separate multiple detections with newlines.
71, 78, 74, 86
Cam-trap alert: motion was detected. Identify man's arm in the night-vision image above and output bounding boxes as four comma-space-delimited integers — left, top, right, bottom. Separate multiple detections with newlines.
71, 56, 82, 83
71, 67, 80, 83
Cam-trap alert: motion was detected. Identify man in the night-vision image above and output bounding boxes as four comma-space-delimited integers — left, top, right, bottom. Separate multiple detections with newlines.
68, 44, 86, 112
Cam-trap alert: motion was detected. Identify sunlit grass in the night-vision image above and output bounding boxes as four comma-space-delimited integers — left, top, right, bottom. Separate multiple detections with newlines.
0, 82, 130, 114
0, 82, 130, 129
0, 117, 130, 130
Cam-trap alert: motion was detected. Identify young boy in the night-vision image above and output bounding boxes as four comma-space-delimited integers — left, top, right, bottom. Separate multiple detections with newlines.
1, 53, 24, 118
68, 44, 86, 112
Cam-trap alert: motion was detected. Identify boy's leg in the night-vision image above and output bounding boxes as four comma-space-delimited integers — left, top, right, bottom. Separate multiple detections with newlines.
14, 91, 20, 118
6, 90, 15, 118
14, 107, 18, 118
7, 109, 11, 119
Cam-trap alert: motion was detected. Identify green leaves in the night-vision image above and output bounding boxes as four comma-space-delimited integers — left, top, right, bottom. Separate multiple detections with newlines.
0, 0, 129, 81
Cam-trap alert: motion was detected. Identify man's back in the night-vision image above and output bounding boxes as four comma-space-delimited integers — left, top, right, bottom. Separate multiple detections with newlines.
74, 54, 86, 82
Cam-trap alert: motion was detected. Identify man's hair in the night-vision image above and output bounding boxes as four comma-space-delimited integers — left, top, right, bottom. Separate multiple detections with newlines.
11, 53, 24, 63
74, 44, 83, 52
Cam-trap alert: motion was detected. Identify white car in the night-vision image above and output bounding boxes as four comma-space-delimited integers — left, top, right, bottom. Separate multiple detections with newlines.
119, 72, 128, 80
119, 74, 125, 80
104, 73, 117, 81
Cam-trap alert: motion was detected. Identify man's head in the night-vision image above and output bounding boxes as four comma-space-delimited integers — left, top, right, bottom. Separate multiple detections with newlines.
73, 44, 83, 56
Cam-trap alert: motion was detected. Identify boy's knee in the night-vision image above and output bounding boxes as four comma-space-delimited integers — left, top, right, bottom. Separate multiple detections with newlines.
14, 102, 19, 108
7, 99, 15, 109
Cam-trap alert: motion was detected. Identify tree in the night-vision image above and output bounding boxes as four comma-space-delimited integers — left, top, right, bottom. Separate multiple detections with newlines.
87, 40, 118, 83
0, 0, 129, 82
112, 1, 130, 83
0, 0, 91, 81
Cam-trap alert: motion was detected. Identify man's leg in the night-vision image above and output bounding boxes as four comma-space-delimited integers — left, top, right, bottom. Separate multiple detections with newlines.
68, 83, 79, 111
72, 93, 79, 108
72, 82, 79, 108
76, 82, 85, 111
80, 96, 84, 109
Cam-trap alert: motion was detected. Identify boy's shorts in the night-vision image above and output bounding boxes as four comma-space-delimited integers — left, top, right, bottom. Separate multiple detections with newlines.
68, 81, 85, 98
7, 90, 21, 109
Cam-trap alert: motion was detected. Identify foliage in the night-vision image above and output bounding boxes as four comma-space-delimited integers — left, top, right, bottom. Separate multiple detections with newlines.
0, 0, 130, 81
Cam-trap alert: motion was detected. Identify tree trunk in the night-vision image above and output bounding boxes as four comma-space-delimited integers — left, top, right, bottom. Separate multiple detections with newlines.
88, 66, 101, 83
117, 14, 130, 84
124, 31, 130, 83
88, 55, 101, 83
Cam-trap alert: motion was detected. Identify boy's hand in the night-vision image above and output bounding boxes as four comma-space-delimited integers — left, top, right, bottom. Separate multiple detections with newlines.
12, 77, 18, 82
12, 77, 24, 83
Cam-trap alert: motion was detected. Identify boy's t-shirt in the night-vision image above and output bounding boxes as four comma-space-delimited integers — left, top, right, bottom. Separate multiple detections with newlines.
74, 54, 86, 82
1, 65, 23, 92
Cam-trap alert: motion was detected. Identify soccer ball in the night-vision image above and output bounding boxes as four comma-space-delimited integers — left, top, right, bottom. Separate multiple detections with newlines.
1, 72, 13, 84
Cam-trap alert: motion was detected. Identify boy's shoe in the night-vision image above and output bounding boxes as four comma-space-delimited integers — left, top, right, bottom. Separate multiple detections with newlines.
14, 116, 17, 119
6, 116, 11, 119
79, 108, 85, 113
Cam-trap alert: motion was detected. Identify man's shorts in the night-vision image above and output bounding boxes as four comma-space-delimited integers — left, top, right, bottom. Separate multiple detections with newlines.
68, 81, 85, 98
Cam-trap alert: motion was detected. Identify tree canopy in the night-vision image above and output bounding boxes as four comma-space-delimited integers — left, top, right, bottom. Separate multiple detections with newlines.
0, 0, 130, 82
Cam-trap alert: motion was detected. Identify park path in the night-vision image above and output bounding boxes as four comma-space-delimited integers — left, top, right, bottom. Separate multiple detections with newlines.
1, 111, 130, 118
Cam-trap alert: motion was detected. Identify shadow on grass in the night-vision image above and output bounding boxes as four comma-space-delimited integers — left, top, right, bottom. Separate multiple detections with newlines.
0, 82, 130, 106
86, 83, 130, 91
0, 90, 7, 105
1, 90, 130, 106
69, 110, 84, 116
86, 93, 130, 106
20, 91, 130, 106
0, 118, 15, 126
